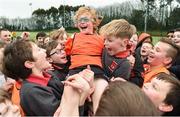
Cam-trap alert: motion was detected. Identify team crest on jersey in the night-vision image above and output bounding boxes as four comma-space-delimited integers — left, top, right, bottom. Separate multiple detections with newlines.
108, 61, 118, 72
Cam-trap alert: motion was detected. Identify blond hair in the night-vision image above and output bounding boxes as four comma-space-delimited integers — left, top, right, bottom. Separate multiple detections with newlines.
50, 27, 67, 41
99, 19, 133, 39
130, 24, 137, 34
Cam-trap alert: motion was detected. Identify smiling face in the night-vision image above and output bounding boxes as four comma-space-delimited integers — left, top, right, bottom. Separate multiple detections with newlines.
142, 78, 171, 107
140, 42, 153, 57
129, 34, 138, 52
31, 43, 52, 72
129, 34, 138, 47
147, 42, 171, 67
172, 31, 180, 46
0, 30, 11, 44
77, 12, 94, 34
49, 43, 67, 64
104, 35, 128, 56
37, 36, 45, 46
167, 32, 174, 40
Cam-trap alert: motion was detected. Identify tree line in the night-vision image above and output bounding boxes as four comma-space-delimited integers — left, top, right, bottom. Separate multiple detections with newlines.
0, 0, 179, 31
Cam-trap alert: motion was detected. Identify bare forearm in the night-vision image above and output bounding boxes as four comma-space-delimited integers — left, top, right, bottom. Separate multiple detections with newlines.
59, 86, 80, 116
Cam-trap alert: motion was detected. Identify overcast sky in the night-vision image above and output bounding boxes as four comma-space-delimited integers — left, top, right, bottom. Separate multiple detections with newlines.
0, 0, 131, 18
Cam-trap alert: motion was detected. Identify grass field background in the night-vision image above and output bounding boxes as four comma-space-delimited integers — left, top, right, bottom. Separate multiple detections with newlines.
15, 31, 164, 44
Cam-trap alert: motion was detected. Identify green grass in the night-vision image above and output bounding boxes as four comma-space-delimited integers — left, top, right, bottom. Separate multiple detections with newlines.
138, 30, 166, 44
16, 32, 37, 40
152, 36, 161, 45
15, 31, 74, 41
15, 31, 163, 44
138, 31, 167, 37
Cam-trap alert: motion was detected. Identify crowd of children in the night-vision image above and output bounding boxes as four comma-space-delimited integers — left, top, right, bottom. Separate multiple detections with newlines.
0, 6, 180, 116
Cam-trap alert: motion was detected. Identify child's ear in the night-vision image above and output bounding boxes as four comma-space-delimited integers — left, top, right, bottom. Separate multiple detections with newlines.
164, 56, 172, 65
158, 103, 173, 112
24, 61, 34, 69
46, 57, 53, 63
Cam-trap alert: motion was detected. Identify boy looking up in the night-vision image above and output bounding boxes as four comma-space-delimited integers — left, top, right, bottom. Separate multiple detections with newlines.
2, 39, 64, 116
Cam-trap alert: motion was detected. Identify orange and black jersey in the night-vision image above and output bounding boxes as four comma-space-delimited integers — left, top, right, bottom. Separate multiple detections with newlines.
20, 72, 64, 116
143, 65, 169, 84
65, 33, 104, 69
102, 48, 131, 80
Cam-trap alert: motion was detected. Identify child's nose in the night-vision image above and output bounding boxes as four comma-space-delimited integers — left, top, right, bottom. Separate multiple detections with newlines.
104, 40, 108, 45
80, 21, 85, 23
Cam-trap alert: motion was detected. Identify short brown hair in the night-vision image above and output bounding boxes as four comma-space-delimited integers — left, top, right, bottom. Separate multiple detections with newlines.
45, 40, 59, 57
2, 39, 35, 80
155, 73, 180, 116
159, 38, 179, 64
99, 19, 133, 39
96, 81, 159, 116
0, 28, 9, 36
130, 24, 137, 34
36, 32, 46, 40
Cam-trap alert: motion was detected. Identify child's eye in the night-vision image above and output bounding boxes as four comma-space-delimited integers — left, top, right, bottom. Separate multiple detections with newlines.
155, 48, 160, 52
38, 48, 42, 51
152, 84, 157, 90
177, 35, 180, 38
78, 17, 90, 23
106, 39, 112, 42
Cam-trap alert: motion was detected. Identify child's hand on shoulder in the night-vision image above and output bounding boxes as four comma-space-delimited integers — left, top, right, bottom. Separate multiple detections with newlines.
21, 32, 30, 40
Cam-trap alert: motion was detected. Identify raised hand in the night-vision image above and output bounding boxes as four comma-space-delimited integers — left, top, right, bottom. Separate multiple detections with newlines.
21, 32, 30, 40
